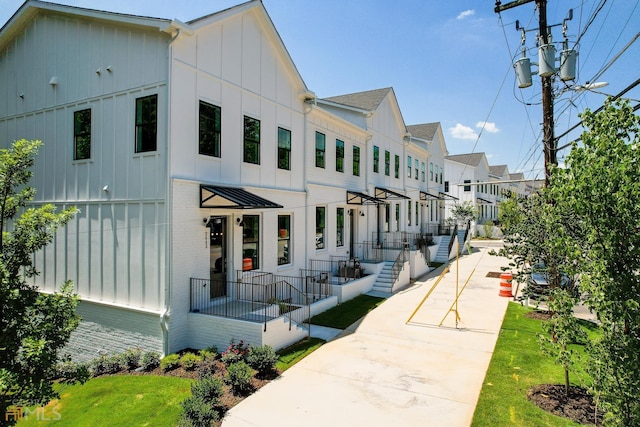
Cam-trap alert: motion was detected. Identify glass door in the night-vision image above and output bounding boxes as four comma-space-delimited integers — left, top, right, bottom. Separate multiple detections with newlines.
209, 217, 227, 298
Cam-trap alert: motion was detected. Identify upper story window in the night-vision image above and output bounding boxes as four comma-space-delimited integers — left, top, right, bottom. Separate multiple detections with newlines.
414, 159, 419, 180
73, 108, 91, 160
444, 181, 449, 192
395, 155, 400, 179
464, 179, 471, 192
430, 162, 434, 181
315, 132, 326, 168
135, 94, 157, 153
243, 116, 260, 164
439, 167, 443, 184
421, 162, 425, 182
407, 156, 412, 178
384, 150, 390, 176
373, 146, 379, 173
435, 165, 439, 183
353, 146, 360, 176
199, 101, 221, 157
336, 139, 344, 172
278, 127, 291, 170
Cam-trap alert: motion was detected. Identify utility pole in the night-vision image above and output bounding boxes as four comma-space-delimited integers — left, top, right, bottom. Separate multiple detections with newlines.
495, 0, 556, 186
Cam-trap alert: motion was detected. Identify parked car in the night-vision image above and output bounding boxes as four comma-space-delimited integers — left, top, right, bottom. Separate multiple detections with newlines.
527, 264, 580, 298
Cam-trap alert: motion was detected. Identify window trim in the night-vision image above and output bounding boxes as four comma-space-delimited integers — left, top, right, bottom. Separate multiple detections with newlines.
394, 155, 400, 179
315, 131, 326, 168
353, 145, 360, 176
335, 139, 344, 173
373, 145, 380, 173
277, 214, 291, 265
73, 108, 92, 161
198, 100, 221, 157
135, 94, 158, 153
277, 127, 291, 170
243, 115, 261, 165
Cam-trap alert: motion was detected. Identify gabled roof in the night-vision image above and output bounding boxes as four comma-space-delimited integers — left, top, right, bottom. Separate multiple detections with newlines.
509, 172, 525, 181
321, 87, 393, 112
489, 165, 508, 177
445, 152, 486, 167
406, 123, 439, 141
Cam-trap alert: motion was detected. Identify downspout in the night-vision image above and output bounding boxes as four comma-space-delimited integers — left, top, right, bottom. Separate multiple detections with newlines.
302, 97, 314, 271
161, 27, 183, 356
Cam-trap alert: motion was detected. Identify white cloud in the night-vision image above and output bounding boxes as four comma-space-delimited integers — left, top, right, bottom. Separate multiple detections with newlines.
457, 9, 475, 20
476, 121, 500, 133
449, 123, 478, 140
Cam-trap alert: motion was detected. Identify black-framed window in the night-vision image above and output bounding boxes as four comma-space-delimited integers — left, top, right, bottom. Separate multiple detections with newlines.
74, 108, 91, 160
135, 94, 157, 153
415, 201, 419, 225
277, 215, 290, 265
242, 215, 260, 270
414, 159, 419, 180
373, 146, 379, 173
199, 101, 221, 157
464, 179, 471, 192
430, 162, 434, 181
243, 116, 260, 164
315, 132, 325, 168
445, 181, 449, 192
408, 200, 412, 226
336, 208, 344, 247
315, 207, 325, 250
407, 156, 412, 177
353, 146, 360, 176
384, 203, 390, 232
336, 139, 344, 172
421, 162, 425, 182
395, 155, 400, 179
278, 127, 291, 170
395, 203, 400, 231
384, 150, 390, 176
435, 165, 439, 183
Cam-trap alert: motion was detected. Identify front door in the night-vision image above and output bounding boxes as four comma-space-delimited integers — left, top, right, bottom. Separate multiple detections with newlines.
209, 216, 227, 298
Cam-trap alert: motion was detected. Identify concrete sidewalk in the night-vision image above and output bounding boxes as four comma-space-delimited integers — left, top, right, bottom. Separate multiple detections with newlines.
223, 242, 511, 427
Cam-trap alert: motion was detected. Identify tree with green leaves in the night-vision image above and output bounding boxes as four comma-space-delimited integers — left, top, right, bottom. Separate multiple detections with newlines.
448, 201, 477, 227
550, 99, 640, 426
0, 139, 79, 425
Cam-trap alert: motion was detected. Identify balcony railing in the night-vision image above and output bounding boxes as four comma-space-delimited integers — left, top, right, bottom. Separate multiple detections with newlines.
309, 257, 364, 284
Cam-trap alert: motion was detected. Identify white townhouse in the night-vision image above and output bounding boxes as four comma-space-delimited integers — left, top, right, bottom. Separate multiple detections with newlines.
0, 0, 325, 358
487, 164, 510, 223
443, 152, 491, 226
406, 123, 452, 236
508, 172, 527, 199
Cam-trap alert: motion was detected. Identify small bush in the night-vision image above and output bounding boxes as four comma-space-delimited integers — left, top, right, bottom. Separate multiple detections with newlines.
199, 346, 218, 361
90, 353, 122, 377
221, 340, 250, 365
196, 360, 218, 380
180, 376, 225, 426
121, 348, 142, 370
161, 353, 181, 372
56, 360, 90, 384
225, 361, 254, 395
180, 353, 203, 371
141, 351, 161, 371
245, 345, 277, 377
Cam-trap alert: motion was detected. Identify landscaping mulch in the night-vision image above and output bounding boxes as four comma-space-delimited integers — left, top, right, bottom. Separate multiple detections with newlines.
524, 310, 552, 320
527, 384, 603, 426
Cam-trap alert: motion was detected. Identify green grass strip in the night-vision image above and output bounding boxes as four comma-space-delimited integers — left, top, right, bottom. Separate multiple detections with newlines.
276, 337, 325, 371
309, 294, 385, 329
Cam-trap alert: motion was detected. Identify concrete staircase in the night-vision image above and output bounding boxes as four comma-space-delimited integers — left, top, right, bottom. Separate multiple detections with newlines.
434, 235, 452, 262
372, 261, 395, 294
457, 229, 468, 254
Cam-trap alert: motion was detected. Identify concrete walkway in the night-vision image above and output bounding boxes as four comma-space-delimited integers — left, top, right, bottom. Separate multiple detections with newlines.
223, 242, 511, 427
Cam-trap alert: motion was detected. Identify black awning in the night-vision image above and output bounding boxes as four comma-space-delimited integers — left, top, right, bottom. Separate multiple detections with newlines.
200, 185, 283, 209
420, 191, 440, 201
477, 197, 493, 204
438, 192, 459, 201
375, 187, 409, 200
346, 190, 385, 205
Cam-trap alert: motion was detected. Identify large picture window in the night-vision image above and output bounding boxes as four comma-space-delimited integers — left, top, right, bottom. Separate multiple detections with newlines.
336, 139, 344, 172
243, 116, 260, 164
336, 208, 344, 247
199, 101, 221, 157
135, 94, 157, 153
278, 127, 291, 170
242, 215, 260, 270
315, 207, 325, 250
315, 132, 325, 168
73, 109, 91, 160
277, 215, 290, 265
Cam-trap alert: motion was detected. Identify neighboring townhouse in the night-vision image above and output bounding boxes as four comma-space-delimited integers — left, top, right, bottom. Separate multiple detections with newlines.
508, 172, 527, 199
487, 164, 510, 223
444, 152, 491, 219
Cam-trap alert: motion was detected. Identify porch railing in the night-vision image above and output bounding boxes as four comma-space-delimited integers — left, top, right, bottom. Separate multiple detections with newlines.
299, 269, 333, 298
309, 257, 364, 284
391, 242, 409, 283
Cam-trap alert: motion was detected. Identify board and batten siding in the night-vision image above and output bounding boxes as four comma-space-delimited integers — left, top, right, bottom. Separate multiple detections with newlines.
0, 12, 171, 312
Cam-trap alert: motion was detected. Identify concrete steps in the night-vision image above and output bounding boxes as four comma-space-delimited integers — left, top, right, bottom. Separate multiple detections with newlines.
434, 235, 451, 262
372, 261, 395, 294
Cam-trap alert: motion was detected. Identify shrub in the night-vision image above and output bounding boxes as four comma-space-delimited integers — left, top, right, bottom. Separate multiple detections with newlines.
160, 354, 181, 372
180, 352, 203, 371
221, 340, 250, 365
245, 345, 277, 378
141, 351, 161, 371
225, 361, 254, 395
196, 360, 218, 380
180, 376, 225, 426
90, 353, 122, 377
199, 346, 218, 361
121, 347, 142, 370
56, 360, 90, 384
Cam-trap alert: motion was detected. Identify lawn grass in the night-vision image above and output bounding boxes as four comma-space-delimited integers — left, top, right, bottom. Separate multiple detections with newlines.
309, 294, 385, 329
17, 375, 193, 427
472, 302, 594, 427
276, 337, 326, 371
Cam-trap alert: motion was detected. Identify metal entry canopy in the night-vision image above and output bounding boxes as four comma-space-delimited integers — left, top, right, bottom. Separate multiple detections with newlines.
200, 185, 283, 209
374, 187, 409, 200
346, 190, 385, 205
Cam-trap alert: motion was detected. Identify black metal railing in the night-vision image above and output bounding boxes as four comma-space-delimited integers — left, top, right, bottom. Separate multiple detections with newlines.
299, 269, 333, 298
447, 224, 458, 259
309, 257, 364, 284
391, 243, 409, 283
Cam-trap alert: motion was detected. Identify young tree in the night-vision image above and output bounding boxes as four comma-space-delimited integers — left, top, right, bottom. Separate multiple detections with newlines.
550, 99, 640, 426
448, 201, 477, 227
0, 139, 79, 424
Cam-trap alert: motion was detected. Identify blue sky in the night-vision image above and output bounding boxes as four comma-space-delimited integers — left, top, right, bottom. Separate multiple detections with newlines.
2, 0, 639, 179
